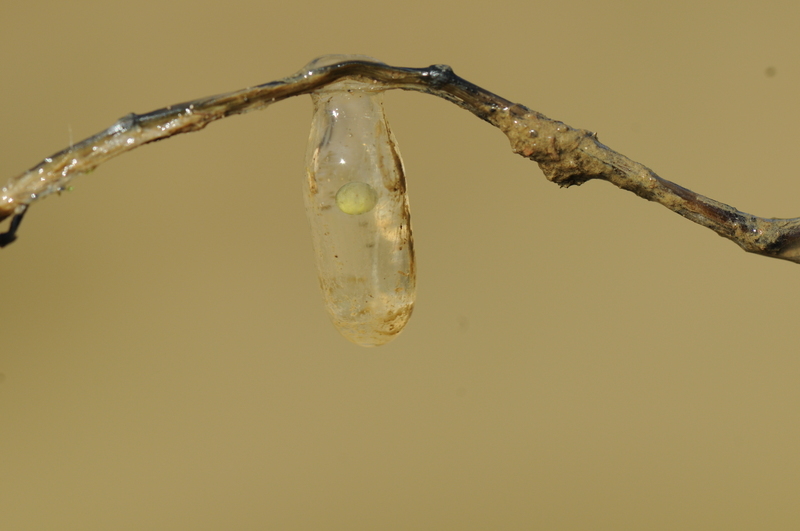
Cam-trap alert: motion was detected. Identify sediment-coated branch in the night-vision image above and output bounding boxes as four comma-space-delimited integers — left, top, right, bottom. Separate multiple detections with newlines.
3, 60, 799, 262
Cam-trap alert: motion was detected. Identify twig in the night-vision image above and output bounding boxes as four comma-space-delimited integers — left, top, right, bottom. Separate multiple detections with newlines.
3, 59, 800, 263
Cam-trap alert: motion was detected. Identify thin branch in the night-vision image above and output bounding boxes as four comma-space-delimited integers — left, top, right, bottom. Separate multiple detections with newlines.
3, 59, 800, 263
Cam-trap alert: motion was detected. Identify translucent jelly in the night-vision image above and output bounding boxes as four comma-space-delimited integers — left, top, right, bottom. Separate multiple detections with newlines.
303, 55, 415, 347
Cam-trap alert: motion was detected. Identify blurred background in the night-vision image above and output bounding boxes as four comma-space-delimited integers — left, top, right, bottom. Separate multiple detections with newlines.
1, 1, 799, 529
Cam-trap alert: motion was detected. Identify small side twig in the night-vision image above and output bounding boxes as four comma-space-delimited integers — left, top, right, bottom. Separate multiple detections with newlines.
3, 59, 799, 263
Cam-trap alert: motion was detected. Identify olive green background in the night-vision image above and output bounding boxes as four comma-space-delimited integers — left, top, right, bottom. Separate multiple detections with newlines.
2, 1, 799, 529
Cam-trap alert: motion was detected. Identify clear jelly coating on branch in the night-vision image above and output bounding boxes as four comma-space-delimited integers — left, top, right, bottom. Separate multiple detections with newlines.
303, 54, 416, 347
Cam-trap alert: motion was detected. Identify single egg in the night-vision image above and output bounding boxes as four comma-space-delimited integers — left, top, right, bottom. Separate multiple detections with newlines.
335, 181, 378, 215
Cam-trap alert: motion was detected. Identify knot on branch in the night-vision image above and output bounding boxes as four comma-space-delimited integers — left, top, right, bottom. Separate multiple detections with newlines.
424, 64, 455, 88
504, 110, 608, 187
538, 148, 606, 188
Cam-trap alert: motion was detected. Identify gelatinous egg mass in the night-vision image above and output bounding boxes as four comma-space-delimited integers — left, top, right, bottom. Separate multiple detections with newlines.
302, 54, 416, 347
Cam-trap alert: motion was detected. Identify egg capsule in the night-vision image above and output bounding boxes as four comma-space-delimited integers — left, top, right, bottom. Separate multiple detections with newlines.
303, 55, 415, 347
